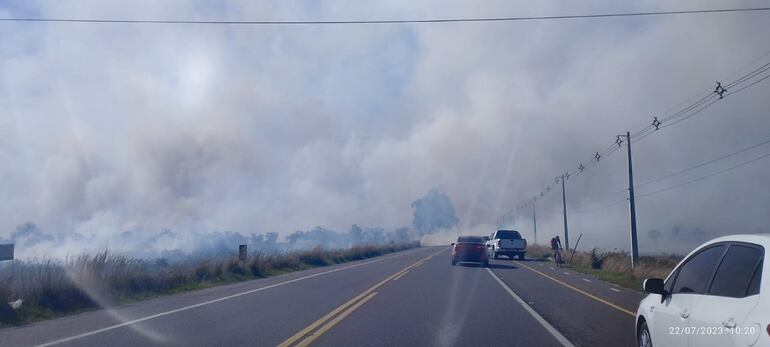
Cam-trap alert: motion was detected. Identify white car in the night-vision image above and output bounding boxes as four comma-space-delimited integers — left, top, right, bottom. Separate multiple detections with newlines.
636, 234, 768, 347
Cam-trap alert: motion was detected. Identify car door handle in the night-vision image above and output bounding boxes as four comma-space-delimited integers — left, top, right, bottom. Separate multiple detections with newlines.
722, 319, 736, 329
680, 310, 689, 319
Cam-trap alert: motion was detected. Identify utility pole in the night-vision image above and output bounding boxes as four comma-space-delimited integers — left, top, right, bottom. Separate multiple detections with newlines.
623, 131, 640, 269
561, 174, 570, 250
532, 202, 537, 245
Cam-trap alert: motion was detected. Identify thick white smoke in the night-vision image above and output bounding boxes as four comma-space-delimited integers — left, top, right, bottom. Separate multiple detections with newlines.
1, 1, 769, 257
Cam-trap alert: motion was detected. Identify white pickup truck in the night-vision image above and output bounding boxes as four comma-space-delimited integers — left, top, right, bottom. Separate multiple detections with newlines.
486, 230, 527, 260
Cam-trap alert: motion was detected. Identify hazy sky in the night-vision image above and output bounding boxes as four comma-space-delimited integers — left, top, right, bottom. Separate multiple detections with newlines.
1, 0, 769, 255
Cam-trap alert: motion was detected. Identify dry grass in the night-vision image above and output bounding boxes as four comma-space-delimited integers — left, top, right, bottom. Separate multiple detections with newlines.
527, 244, 680, 290
0, 242, 419, 326
526, 244, 554, 260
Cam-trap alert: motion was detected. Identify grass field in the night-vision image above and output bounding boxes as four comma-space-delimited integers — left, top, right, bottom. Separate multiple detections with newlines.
527, 244, 681, 291
0, 242, 419, 326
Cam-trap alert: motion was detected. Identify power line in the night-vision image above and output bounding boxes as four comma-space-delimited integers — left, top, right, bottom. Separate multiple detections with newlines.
577, 151, 770, 211
577, 136, 770, 209
578, 151, 770, 210
577, 198, 627, 213
522, 58, 770, 209
511, 54, 770, 216
632, 58, 770, 140
724, 48, 770, 83
636, 137, 770, 188
728, 73, 770, 95
501, 45, 770, 219
659, 93, 717, 123
636, 152, 770, 198
657, 96, 720, 130
576, 189, 627, 209
724, 61, 770, 88
1, 7, 769, 25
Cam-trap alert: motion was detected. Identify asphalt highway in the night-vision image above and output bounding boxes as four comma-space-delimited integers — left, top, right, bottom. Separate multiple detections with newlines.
0, 247, 645, 347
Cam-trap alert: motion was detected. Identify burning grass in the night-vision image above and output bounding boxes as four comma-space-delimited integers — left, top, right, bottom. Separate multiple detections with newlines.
0, 242, 419, 326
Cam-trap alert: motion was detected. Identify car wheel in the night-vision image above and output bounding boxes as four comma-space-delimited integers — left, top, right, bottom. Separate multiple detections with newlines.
483, 260, 489, 267
637, 320, 652, 347
518, 254, 525, 261
493, 253, 499, 260
451, 258, 457, 266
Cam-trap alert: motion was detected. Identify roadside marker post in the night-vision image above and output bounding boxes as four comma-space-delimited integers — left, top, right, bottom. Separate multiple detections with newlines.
0, 244, 13, 261
239, 244, 247, 262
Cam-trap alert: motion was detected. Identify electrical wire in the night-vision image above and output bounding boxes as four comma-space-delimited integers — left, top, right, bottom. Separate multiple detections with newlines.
724, 62, 770, 88
636, 137, 770, 188
577, 198, 627, 213
727, 73, 770, 96
576, 136, 770, 209
497, 43, 770, 221
577, 151, 770, 210
1, 7, 769, 25
636, 152, 770, 198
658, 96, 721, 129
576, 189, 627, 209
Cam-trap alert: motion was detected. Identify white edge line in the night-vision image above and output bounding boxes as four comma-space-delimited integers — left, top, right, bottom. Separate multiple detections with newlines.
582, 278, 591, 282
610, 287, 621, 293
36, 248, 425, 347
486, 268, 575, 347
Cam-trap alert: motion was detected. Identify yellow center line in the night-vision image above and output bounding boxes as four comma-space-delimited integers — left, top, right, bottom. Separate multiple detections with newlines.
278, 248, 446, 347
391, 270, 409, 281
514, 261, 636, 317
295, 292, 378, 347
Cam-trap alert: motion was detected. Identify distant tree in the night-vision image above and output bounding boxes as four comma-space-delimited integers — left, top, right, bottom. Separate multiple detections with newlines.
391, 227, 412, 242
350, 224, 364, 245
411, 189, 459, 235
362, 227, 385, 244
10, 222, 55, 247
264, 232, 278, 245
285, 227, 341, 249
250, 234, 265, 245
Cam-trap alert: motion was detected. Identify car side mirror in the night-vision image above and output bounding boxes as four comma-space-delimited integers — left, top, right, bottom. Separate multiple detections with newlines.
450, 243, 455, 246
643, 278, 664, 295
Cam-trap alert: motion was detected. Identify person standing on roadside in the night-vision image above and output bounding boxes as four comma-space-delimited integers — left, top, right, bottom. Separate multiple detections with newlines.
550, 236, 562, 266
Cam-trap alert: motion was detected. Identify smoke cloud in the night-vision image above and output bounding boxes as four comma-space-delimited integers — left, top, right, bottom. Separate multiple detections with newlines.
1, 1, 769, 257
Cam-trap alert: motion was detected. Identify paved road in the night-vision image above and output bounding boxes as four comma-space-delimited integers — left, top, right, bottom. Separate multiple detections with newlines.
0, 247, 646, 346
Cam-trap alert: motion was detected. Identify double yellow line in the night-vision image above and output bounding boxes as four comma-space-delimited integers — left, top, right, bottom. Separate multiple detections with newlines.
278, 249, 445, 347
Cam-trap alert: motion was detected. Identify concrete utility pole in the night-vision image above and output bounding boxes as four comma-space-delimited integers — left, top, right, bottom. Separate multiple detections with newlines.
532, 202, 538, 245
624, 131, 640, 269
561, 174, 570, 250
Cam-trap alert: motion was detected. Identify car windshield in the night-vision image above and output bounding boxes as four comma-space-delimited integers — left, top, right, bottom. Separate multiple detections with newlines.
497, 231, 522, 239
457, 236, 485, 243
0, 3, 767, 347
